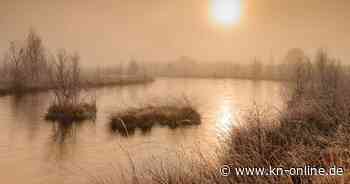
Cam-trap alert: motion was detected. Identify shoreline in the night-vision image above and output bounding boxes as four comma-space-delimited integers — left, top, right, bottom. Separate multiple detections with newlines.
0, 76, 155, 97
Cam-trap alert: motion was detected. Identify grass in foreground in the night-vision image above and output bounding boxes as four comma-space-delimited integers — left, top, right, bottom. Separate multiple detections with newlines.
109, 105, 201, 136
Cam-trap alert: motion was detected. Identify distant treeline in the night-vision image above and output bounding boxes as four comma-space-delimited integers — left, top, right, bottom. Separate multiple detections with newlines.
146, 50, 345, 81
106, 48, 348, 81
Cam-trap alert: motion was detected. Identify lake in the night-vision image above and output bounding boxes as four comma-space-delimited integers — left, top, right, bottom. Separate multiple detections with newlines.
0, 78, 282, 184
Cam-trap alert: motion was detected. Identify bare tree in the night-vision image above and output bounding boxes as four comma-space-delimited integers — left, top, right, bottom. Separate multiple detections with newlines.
50, 50, 82, 106
314, 49, 341, 95
284, 48, 308, 80
23, 29, 47, 85
1, 29, 49, 92
283, 49, 344, 110
251, 57, 263, 80
3, 41, 26, 90
287, 57, 312, 106
127, 59, 139, 75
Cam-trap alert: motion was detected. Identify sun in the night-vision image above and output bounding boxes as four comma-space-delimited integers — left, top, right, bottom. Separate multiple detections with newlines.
211, 0, 242, 26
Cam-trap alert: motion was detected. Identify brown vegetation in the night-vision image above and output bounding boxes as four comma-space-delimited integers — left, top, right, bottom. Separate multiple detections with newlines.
109, 104, 201, 136
217, 50, 350, 184
0, 30, 51, 94
45, 49, 97, 123
45, 103, 96, 123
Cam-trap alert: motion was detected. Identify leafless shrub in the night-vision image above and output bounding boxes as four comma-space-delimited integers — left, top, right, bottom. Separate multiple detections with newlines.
251, 57, 263, 80
1, 29, 50, 91
49, 49, 83, 106
23, 29, 48, 85
2, 41, 26, 91
45, 49, 97, 123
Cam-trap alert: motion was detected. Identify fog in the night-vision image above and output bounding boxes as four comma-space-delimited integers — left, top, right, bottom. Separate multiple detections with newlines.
1, 0, 350, 67
2, 1, 350, 183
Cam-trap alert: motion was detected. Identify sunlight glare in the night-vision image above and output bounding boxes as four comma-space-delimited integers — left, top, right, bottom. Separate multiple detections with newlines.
211, 0, 242, 26
216, 98, 236, 135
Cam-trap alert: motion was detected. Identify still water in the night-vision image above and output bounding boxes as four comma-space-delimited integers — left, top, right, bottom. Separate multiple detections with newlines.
0, 78, 282, 184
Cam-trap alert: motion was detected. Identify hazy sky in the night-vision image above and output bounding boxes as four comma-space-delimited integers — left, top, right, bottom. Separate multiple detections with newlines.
1, 0, 350, 67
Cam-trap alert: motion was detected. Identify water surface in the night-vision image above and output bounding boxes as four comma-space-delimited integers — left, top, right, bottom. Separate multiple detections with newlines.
0, 78, 282, 184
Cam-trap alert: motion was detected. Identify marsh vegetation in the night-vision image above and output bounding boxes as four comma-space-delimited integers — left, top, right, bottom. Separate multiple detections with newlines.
2, 0, 350, 183
0, 30, 153, 123
0, 30, 51, 94
215, 50, 350, 184
1, 31, 349, 183
44, 49, 97, 123
109, 102, 201, 136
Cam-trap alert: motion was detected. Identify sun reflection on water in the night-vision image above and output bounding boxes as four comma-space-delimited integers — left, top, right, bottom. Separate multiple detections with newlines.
215, 97, 237, 136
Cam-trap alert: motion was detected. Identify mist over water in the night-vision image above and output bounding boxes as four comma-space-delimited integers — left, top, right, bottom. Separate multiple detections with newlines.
1, 0, 350, 183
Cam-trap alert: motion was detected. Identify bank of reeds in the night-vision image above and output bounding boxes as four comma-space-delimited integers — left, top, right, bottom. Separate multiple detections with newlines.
219, 50, 350, 183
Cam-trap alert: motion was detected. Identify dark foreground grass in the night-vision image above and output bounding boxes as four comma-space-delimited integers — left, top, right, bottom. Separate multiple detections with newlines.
219, 106, 350, 184
109, 105, 201, 136
45, 103, 97, 123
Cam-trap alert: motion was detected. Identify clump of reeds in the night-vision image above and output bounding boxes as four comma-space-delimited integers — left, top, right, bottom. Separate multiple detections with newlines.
45, 102, 96, 123
109, 102, 201, 136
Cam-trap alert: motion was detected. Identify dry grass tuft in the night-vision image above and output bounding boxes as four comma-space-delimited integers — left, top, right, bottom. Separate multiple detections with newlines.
45, 102, 97, 123
109, 104, 201, 136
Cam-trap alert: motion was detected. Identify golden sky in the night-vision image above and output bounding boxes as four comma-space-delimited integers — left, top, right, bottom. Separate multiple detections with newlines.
1, 0, 350, 66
